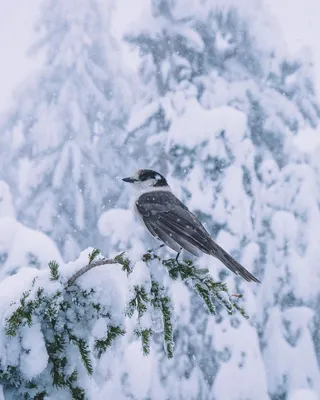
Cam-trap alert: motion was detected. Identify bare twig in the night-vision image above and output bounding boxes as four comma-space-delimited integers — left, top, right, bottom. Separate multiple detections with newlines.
67, 258, 119, 287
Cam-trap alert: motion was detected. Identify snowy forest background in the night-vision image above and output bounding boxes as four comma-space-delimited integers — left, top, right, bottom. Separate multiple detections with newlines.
0, 0, 320, 399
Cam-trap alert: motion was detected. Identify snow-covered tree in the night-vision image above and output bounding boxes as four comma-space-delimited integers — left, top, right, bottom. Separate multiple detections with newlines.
0, 181, 62, 280
1, 0, 319, 398
0, 244, 246, 399
0, 181, 15, 219
257, 161, 320, 397
119, 0, 320, 398
0, 0, 133, 260
125, 0, 319, 162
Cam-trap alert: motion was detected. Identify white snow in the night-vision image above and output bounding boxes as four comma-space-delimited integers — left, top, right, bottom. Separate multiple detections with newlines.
0, 0, 320, 398
0, 247, 130, 397
293, 127, 320, 153
20, 323, 48, 380
263, 307, 320, 396
259, 159, 279, 187
0, 216, 62, 280
0, 0, 42, 111
0, 267, 39, 366
215, 31, 234, 52
64, 249, 128, 320
211, 318, 269, 400
122, 343, 159, 399
288, 389, 319, 400
98, 208, 146, 257
0, 181, 15, 218
168, 99, 247, 148
126, 100, 160, 133
172, 25, 205, 53
128, 260, 151, 291
170, 281, 192, 325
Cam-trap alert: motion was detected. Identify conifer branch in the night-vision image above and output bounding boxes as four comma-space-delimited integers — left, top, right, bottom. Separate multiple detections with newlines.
1, 246, 249, 398
134, 328, 153, 355
161, 257, 248, 319
66, 258, 119, 287
67, 250, 131, 287
94, 326, 125, 359
150, 281, 174, 358
49, 261, 60, 281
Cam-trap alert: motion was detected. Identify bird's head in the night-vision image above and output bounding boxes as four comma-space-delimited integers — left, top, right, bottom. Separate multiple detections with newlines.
122, 169, 169, 191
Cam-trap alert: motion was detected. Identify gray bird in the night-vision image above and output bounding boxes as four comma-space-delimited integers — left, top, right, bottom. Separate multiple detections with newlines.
122, 169, 260, 283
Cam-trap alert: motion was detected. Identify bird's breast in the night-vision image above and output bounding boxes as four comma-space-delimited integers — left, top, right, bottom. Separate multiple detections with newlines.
133, 199, 145, 224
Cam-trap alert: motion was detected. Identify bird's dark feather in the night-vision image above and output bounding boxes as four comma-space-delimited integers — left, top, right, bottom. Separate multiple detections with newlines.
144, 219, 181, 253
136, 191, 260, 283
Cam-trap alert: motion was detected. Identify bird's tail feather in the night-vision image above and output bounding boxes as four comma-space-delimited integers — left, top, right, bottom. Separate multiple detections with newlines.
212, 243, 260, 283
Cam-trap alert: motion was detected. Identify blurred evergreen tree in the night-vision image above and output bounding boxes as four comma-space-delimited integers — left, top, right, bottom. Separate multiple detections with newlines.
121, 0, 320, 398
0, 0, 133, 260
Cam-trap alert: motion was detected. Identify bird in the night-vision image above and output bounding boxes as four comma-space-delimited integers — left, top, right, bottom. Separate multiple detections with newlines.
122, 169, 260, 283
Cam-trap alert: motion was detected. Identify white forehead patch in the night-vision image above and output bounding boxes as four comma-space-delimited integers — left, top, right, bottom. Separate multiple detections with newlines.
132, 170, 142, 180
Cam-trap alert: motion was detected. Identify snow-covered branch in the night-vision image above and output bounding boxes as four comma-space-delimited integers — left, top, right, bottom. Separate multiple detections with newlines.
0, 247, 248, 399
66, 250, 119, 287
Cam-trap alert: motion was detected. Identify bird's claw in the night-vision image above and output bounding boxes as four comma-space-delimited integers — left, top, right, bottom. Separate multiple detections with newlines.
147, 243, 165, 254
175, 248, 182, 262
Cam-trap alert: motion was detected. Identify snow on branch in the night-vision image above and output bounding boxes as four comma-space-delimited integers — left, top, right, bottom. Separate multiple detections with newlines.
0, 247, 248, 399
66, 249, 120, 287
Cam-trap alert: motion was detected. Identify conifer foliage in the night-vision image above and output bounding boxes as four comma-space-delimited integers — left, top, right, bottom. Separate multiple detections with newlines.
0, 0, 132, 261
0, 248, 247, 399
122, 0, 320, 398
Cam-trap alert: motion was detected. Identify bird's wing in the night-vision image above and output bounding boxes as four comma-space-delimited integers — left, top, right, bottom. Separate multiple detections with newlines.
136, 190, 260, 283
135, 191, 213, 256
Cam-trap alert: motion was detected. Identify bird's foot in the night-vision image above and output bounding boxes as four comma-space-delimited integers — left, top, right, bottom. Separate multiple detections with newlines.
175, 248, 182, 262
143, 244, 165, 261
147, 244, 165, 254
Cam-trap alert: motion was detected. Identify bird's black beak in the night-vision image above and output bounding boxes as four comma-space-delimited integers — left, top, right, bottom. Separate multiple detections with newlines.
122, 177, 136, 183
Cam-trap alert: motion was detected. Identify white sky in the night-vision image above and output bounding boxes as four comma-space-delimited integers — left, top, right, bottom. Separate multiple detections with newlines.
267, 0, 320, 94
0, 0, 41, 111
266, 0, 320, 151
0, 0, 319, 149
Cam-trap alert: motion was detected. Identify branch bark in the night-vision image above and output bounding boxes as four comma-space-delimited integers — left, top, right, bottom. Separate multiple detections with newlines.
67, 258, 119, 287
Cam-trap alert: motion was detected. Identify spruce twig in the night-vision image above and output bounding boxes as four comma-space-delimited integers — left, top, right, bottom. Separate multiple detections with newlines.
2, 246, 249, 398
69, 336, 93, 375
162, 257, 248, 319
88, 248, 100, 263
49, 261, 60, 281
150, 281, 174, 358
134, 328, 153, 355
67, 249, 131, 287
94, 326, 125, 358
67, 258, 119, 287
